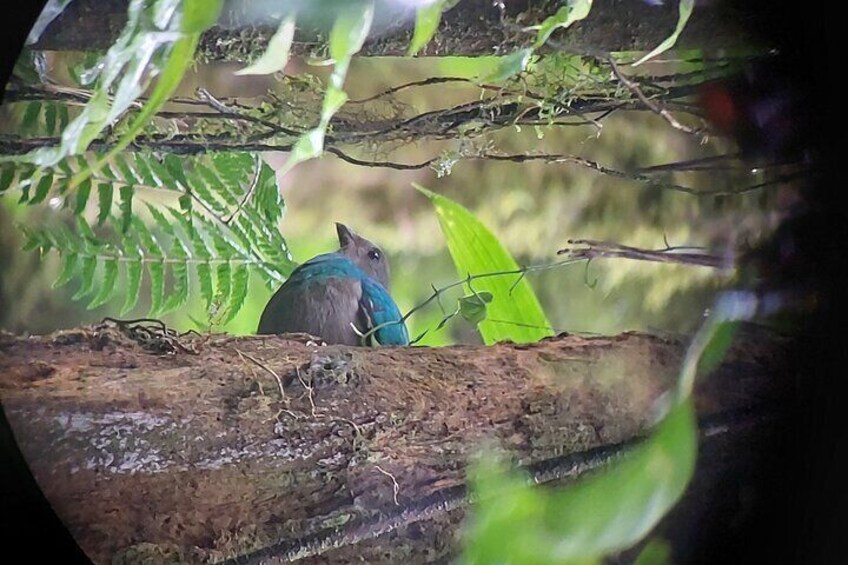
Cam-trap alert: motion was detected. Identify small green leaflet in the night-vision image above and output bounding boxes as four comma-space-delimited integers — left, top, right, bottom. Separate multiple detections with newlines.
632, 0, 694, 67
235, 14, 297, 76
407, 0, 457, 56
533, 0, 593, 48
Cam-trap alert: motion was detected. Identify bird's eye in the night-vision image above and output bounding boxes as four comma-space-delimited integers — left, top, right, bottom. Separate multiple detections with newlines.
368, 249, 381, 261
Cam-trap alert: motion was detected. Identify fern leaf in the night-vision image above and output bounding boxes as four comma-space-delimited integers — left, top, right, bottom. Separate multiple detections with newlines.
163, 235, 190, 312
29, 172, 54, 205
196, 261, 214, 309
120, 229, 143, 314
215, 261, 232, 312
223, 263, 249, 323
164, 154, 189, 189
53, 252, 78, 289
72, 255, 98, 300
133, 153, 159, 186
88, 258, 119, 309
96, 182, 113, 225
114, 154, 140, 185
187, 162, 229, 214
21, 102, 41, 133
147, 259, 166, 316
148, 156, 179, 189
45, 103, 57, 135
73, 178, 92, 214
0, 165, 15, 192
118, 185, 134, 232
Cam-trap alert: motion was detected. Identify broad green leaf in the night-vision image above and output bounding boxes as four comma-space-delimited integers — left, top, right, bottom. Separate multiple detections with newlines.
181, 0, 222, 32
634, 539, 673, 565
534, 0, 593, 47
696, 320, 738, 375
408, 1, 448, 56
482, 48, 534, 83
632, 0, 694, 67
415, 183, 552, 344
88, 258, 119, 308
329, 2, 374, 64
235, 14, 296, 75
464, 400, 697, 564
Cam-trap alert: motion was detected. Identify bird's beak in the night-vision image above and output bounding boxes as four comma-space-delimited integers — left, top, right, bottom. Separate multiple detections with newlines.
336, 222, 357, 247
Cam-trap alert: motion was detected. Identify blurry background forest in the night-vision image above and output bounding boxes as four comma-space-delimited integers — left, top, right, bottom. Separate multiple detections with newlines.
1, 51, 783, 344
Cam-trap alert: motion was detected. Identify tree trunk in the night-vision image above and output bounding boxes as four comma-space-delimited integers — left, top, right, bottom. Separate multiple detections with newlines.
32, 0, 757, 60
0, 323, 792, 563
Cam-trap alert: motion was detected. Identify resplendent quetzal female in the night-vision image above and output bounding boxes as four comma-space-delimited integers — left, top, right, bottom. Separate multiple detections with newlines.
257, 223, 408, 346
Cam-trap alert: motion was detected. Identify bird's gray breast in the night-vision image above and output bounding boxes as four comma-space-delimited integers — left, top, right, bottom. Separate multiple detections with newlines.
257, 276, 365, 345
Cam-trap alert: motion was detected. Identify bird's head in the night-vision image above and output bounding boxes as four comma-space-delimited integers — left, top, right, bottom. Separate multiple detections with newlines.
336, 223, 391, 289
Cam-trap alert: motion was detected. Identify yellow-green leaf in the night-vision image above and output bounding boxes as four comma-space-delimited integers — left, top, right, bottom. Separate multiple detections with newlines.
415, 183, 552, 344
632, 0, 694, 67
235, 14, 296, 76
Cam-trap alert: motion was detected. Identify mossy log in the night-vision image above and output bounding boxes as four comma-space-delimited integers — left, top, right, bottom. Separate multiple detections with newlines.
0, 324, 791, 563
33, 0, 755, 59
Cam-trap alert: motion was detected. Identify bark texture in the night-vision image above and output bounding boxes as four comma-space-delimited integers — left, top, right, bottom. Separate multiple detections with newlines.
32, 0, 757, 60
0, 324, 791, 563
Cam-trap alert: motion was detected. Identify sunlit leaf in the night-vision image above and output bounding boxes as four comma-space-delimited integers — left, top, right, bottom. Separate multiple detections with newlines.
632, 0, 694, 67
408, 1, 453, 56
464, 400, 697, 564
633, 538, 673, 565
415, 183, 552, 344
236, 14, 296, 75
328, 2, 374, 64
534, 0, 593, 48
482, 48, 534, 83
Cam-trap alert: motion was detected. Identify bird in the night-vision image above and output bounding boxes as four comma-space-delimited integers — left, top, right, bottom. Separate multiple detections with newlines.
257, 223, 409, 346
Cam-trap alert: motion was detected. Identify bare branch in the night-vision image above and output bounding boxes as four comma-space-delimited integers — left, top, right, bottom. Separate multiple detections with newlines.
558, 239, 728, 269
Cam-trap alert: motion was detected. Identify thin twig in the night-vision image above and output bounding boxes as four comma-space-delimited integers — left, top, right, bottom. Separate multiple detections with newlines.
374, 465, 401, 506
558, 239, 727, 269
235, 348, 287, 400
607, 57, 703, 137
